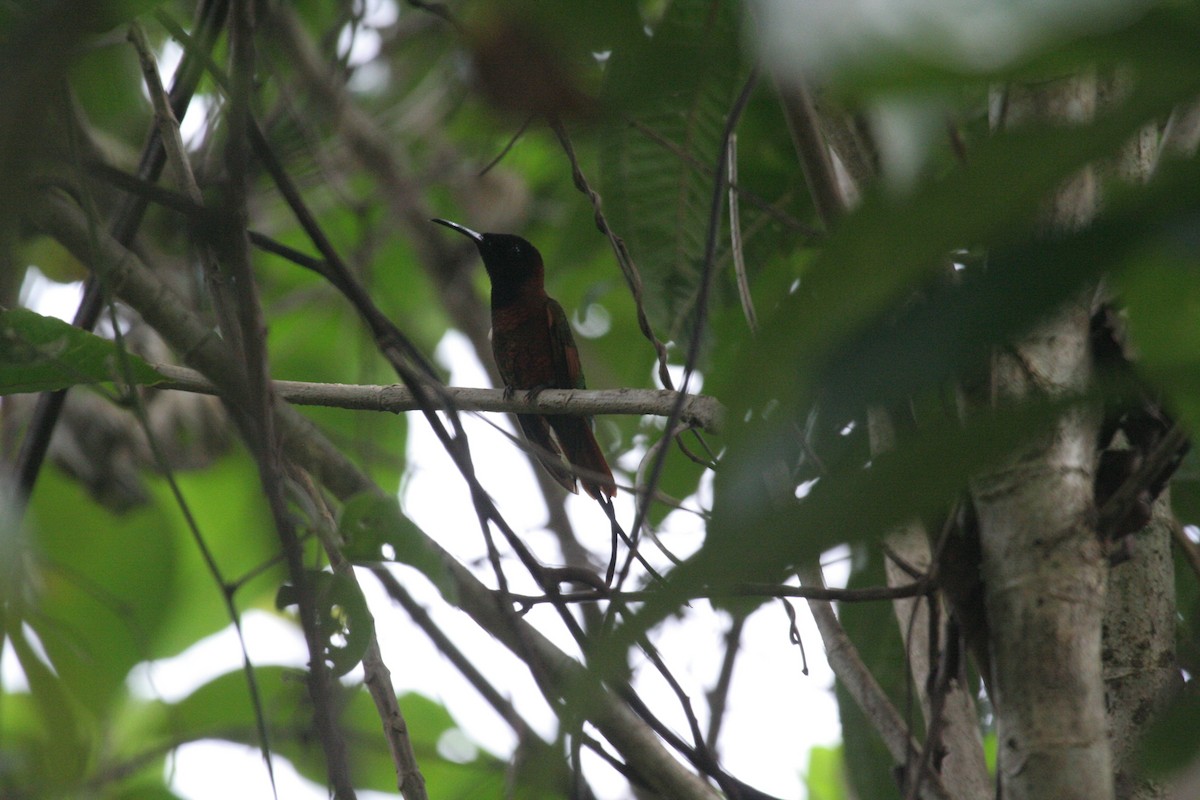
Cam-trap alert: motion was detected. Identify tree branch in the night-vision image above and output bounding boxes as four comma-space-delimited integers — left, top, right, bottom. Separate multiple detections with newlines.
798, 564, 951, 800
148, 362, 725, 432
29, 187, 721, 800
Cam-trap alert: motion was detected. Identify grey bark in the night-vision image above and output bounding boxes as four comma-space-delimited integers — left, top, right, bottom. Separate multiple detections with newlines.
1099, 83, 1181, 800
971, 76, 1113, 800
1104, 497, 1179, 800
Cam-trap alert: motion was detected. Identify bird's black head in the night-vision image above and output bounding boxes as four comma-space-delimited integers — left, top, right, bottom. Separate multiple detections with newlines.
431, 219, 545, 299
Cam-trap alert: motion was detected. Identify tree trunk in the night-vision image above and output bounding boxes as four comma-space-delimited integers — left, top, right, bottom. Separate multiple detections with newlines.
971, 76, 1113, 800
1104, 496, 1179, 800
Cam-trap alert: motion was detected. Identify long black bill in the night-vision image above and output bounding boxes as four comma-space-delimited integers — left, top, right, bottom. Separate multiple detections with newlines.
431, 218, 484, 243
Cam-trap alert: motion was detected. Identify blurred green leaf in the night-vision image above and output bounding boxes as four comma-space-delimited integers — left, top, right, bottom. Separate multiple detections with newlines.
170, 666, 506, 795
4, 622, 91, 788
107, 784, 186, 800
395, 693, 509, 798
1116, 239, 1200, 434
836, 552, 909, 800
608, 395, 1076, 664
700, 97, 1200, 625
1138, 682, 1200, 777
824, 4, 1200, 104
26, 466, 178, 715
804, 743, 848, 800
340, 493, 456, 602
714, 74, 1200, 423
0, 308, 165, 394
21, 235, 88, 282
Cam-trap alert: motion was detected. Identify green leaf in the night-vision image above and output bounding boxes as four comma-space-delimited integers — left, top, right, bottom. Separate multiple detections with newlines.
4, 621, 92, 788
1138, 683, 1200, 777
25, 466, 178, 715
0, 308, 165, 394
804, 744, 847, 800
599, 0, 745, 352
339, 493, 456, 602
143, 453, 285, 659
275, 570, 372, 678
1117, 240, 1200, 434
169, 666, 506, 795
395, 693, 508, 798
106, 782, 185, 800
611, 397, 1069, 653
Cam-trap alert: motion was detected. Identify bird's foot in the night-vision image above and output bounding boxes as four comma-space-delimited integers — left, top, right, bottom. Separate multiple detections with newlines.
524, 384, 552, 404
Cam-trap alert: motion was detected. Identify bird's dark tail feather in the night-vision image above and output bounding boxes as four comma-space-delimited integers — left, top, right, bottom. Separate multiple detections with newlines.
550, 415, 615, 500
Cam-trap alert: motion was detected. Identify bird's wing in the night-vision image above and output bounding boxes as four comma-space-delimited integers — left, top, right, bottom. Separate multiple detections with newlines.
546, 298, 586, 390
516, 413, 578, 494
544, 298, 616, 499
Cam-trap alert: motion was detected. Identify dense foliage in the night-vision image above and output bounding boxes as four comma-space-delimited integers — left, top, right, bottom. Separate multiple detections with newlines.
3, 0, 1200, 798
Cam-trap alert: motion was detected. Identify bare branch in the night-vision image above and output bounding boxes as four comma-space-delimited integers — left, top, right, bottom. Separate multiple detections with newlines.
148, 362, 725, 432
29, 187, 722, 800
304, 474, 428, 799
775, 76, 846, 228
798, 564, 951, 800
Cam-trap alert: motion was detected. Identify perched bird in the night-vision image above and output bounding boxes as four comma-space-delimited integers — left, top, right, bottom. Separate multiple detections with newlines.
432, 218, 616, 501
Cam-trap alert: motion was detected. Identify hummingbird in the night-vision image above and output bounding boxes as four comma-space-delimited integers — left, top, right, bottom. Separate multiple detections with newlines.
432, 218, 617, 501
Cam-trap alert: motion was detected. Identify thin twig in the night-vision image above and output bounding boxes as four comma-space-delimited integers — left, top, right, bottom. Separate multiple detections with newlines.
500, 578, 933, 606
727, 133, 757, 333
304, 475, 428, 799
798, 565, 951, 800
619, 70, 761, 588
705, 612, 746, 748
372, 569, 529, 732
636, 636, 741, 798
549, 117, 676, 391
479, 114, 533, 176
775, 75, 846, 229
127, 24, 201, 201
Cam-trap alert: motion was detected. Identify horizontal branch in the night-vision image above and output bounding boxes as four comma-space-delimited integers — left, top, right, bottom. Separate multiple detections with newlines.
151, 362, 725, 433
32, 187, 722, 800
505, 579, 933, 607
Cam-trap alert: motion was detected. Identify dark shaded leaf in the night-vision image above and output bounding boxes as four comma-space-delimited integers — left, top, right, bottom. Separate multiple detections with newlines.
1138, 682, 1200, 777
599, 0, 744, 351
276, 570, 372, 677
0, 308, 165, 394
